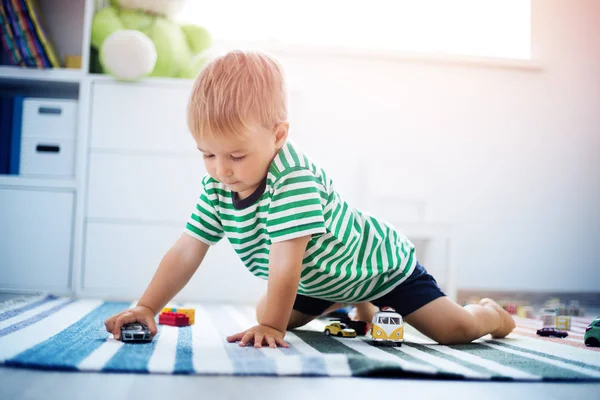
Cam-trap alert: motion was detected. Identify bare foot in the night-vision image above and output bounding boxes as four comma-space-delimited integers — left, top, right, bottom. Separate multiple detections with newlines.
479, 298, 516, 338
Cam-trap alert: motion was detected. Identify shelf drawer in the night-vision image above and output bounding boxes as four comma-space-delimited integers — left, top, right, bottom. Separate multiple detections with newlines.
21, 98, 78, 140
0, 188, 73, 291
82, 222, 264, 302
19, 138, 75, 177
87, 152, 206, 221
90, 82, 196, 154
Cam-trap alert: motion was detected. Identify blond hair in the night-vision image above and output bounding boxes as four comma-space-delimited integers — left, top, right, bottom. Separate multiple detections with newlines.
187, 50, 288, 140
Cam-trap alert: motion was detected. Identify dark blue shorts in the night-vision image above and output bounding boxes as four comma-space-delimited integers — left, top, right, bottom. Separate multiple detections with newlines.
292, 262, 446, 317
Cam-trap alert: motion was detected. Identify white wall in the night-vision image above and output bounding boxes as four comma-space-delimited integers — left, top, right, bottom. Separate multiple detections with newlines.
269, 0, 599, 292
73, 0, 599, 304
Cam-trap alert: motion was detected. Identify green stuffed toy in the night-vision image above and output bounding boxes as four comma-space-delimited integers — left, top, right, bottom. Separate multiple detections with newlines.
91, 0, 212, 81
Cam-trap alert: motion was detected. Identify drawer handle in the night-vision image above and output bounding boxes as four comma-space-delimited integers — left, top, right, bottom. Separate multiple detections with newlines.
36, 144, 60, 153
38, 106, 62, 115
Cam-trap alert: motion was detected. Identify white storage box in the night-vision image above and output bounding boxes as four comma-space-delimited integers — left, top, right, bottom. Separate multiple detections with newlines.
21, 98, 78, 139
19, 138, 76, 177
19, 98, 78, 177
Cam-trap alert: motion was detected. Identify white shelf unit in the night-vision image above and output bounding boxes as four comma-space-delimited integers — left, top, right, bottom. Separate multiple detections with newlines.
0, 66, 84, 83
0, 0, 205, 297
0, 0, 96, 295
0, 175, 76, 190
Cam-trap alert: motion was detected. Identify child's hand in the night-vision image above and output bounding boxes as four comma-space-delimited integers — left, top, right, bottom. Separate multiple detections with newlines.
226, 324, 289, 348
104, 305, 158, 340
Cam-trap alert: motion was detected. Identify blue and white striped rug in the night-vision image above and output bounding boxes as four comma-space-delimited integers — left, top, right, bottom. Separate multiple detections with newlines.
1, 295, 599, 381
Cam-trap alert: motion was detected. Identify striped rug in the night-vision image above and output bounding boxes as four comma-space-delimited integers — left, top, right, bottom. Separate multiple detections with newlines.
0, 295, 598, 381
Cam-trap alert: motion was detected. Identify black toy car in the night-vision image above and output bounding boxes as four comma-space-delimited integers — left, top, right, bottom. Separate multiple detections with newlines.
120, 322, 153, 342
536, 327, 568, 338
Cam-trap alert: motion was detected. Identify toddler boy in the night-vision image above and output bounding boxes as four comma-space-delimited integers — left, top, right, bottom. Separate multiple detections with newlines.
105, 50, 515, 347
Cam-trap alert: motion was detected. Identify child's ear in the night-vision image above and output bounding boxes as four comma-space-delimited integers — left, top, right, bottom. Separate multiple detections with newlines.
274, 122, 289, 147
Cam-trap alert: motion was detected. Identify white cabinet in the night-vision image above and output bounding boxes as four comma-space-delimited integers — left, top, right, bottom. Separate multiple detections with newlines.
83, 222, 182, 295
79, 81, 268, 302
0, 188, 74, 292
86, 152, 205, 222
83, 222, 265, 302
89, 82, 196, 154
86, 81, 208, 225
0, 0, 93, 294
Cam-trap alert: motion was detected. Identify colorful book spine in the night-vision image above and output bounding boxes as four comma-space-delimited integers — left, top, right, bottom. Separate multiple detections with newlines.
3, 0, 35, 67
0, 0, 23, 65
10, 0, 49, 67
0, 0, 61, 68
23, 0, 61, 68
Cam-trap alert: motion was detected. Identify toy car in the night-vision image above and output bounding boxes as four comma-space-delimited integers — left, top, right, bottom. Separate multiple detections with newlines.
584, 317, 600, 347
536, 327, 568, 338
370, 307, 404, 346
120, 322, 153, 342
324, 321, 357, 338
326, 317, 370, 336
321, 306, 370, 335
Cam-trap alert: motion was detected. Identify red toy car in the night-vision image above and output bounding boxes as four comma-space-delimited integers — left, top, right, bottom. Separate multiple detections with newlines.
536, 327, 568, 338
159, 311, 190, 326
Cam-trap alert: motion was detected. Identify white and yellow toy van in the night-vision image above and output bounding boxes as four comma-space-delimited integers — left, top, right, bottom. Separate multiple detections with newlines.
370, 307, 404, 346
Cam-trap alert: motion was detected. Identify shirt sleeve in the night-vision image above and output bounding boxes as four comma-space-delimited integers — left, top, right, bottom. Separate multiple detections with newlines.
185, 176, 225, 245
266, 168, 327, 243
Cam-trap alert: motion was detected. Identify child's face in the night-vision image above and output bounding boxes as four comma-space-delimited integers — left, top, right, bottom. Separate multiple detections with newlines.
196, 124, 287, 200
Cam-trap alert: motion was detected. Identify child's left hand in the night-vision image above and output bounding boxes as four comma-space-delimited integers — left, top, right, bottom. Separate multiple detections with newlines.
226, 324, 289, 348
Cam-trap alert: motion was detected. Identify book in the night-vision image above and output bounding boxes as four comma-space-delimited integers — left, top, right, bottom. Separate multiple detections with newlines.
0, 0, 23, 65
11, 0, 50, 67
0, 0, 61, 68
23, 0, 60, 67
9, 95, 24, 175
0, 96, 14, 174
3, 0, 36, 67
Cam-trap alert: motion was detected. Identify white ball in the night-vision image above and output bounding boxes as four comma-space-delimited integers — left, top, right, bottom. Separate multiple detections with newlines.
101, 30, 157, 81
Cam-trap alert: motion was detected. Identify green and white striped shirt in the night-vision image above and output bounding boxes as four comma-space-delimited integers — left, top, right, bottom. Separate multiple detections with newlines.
186, 141, 416, 303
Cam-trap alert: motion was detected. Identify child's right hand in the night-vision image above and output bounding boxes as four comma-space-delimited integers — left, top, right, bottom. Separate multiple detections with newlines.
104, 305, 158, 340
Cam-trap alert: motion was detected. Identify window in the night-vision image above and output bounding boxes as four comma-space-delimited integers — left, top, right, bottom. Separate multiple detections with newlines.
389, 317, 401, 324
178, 0, 530, 59
378, 317, 389, 324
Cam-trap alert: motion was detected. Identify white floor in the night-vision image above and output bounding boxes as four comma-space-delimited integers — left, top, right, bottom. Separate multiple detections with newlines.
1, 366, 599, 400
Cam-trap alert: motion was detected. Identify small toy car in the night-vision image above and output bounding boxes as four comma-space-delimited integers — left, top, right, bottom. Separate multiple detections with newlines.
536, 327, 568, 338
321, 306, 370, 335
324, 321, 357, 338
370, 307, 404, 346
120, 322, 153, 342
326, 317, 370, 336
584, 317, 600, 347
